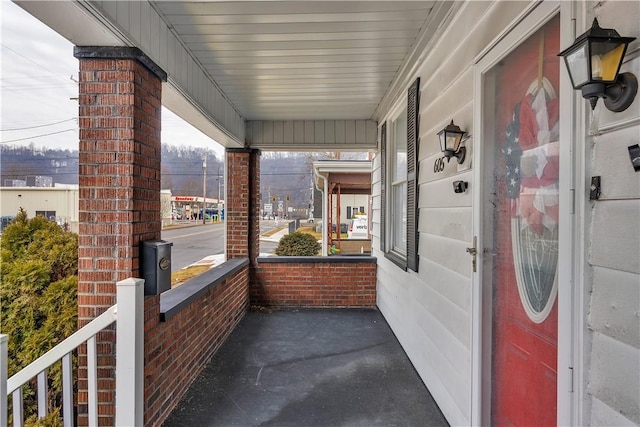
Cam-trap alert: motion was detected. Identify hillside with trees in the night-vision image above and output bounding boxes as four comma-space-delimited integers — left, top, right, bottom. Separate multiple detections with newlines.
0, 144, 78, 185
160, 145, 224, 197
1, 145, 366, 213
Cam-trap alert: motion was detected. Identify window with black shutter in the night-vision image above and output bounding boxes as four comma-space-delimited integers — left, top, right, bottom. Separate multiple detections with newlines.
383, 78, 420, 272
406, 78, 420, 272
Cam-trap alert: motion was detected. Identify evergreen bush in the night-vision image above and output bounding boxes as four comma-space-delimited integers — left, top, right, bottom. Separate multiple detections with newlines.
275, 231, 321, 256
0, 209, 78, 425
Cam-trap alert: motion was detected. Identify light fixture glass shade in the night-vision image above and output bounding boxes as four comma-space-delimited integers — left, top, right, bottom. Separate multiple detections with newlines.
437, 120, 467, 163
563, 43, 589, 88
559, 18, 635, 90
559, 18, 637, 111
438, 120, 465, 153
590, 41, 626, 82
439, 132, 462, 153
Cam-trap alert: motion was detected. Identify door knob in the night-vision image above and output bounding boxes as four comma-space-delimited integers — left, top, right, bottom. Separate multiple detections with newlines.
466, 236, 477, 272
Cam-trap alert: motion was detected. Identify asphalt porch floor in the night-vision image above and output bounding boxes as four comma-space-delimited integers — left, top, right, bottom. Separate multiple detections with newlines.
163, 308, 449, 427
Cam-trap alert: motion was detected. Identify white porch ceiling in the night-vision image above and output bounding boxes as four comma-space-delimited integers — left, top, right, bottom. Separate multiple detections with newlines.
14, 0, 454, 148
152, 1, 445, 121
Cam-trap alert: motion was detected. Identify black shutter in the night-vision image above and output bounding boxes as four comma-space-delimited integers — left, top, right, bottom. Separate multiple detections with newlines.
379, 122, 387, 253
347, 206, 352, 219
407, 77, 420, 272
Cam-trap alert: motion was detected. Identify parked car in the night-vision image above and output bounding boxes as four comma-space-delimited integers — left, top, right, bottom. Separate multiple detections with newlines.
332, 223, 348, 234
347, 215, 368, 239
0, 216, 15, 234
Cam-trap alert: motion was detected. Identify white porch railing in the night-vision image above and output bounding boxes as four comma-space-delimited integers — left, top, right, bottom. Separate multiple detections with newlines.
1, 278, 144, 427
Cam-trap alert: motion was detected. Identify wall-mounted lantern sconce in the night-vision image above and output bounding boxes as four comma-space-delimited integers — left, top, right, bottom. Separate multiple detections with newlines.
558, 18, 637, 112
437, 120, 467, 164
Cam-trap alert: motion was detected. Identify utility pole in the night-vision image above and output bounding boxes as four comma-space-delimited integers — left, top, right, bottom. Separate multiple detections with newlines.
202, 155, 207, 225
285, 195, 289, 219
217, 166, 222, 222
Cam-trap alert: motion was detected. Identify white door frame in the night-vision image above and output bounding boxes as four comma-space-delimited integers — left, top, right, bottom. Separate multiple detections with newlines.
469, 1, 581, 425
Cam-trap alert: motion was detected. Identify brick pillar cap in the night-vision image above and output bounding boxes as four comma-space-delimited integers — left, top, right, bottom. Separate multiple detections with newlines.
226, 148, 261, 155
74, 46, 167, 82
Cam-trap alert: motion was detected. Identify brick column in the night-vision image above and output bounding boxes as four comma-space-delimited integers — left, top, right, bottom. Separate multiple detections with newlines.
248, 149, 261, 264
226, 148, 260, 263
74, 46, 166, 426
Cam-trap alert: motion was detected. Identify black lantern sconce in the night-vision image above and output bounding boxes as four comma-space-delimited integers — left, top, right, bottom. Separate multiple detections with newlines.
558, 18, 637, 112
437, 120, 467, 164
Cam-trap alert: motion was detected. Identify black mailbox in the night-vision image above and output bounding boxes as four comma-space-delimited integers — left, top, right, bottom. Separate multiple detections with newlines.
140, 240, 173, 295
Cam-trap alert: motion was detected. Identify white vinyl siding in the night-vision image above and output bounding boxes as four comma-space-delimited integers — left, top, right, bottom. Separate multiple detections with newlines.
584, 2, 640, 423
373, 2, 532, 424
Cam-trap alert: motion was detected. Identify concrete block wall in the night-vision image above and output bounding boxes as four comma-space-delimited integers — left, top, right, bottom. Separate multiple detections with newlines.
252, 259, 377, 307
143, 266, 249, 425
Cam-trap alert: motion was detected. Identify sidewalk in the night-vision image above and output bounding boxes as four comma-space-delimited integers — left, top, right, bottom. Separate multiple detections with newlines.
187, 253, 226, 268
162, 220, 221, 231
178, 225, 289, 271
260, 226, 289, 243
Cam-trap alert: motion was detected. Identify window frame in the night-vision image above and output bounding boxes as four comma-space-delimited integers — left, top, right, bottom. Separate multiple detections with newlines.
381, 78, 420, 272
390, 106, 408, 258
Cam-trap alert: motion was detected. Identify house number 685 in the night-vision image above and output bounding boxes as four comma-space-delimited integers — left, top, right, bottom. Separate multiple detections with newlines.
433, 157, 446, 173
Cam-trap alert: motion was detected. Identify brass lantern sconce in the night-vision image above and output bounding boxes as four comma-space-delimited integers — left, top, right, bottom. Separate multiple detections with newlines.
437, 120, 467, 164
558, 18, 637, 112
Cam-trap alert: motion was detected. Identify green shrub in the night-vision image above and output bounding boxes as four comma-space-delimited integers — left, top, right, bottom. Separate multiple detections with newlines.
275, 231, 321, 256
0, 209, 78, 424
25, 409, 64, 427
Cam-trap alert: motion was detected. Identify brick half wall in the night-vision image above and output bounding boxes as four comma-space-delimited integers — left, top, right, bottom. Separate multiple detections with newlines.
143, 259, 249, 425
252, 256, 376, 307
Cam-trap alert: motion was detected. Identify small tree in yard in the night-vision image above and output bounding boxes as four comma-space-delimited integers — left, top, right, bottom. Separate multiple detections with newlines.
275, 231, 321, 256
0, 208, 78, 426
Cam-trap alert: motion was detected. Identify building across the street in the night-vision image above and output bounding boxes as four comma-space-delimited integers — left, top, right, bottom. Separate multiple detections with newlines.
0, 185, 79, 232
3, 179, 27, 187
170, 195, 224, 222
26, 175, 53, 187
0, 187, 194, 231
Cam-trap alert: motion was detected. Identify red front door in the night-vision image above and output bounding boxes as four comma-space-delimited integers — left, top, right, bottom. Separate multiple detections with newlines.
482, 15, 561, 426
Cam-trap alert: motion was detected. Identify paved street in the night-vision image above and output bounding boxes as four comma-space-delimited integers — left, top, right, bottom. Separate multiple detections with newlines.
162, 223, 224, 271
161, 220, 291, 272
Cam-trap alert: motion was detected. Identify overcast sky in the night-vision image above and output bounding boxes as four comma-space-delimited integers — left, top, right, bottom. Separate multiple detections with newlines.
0, 1, 223, 156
